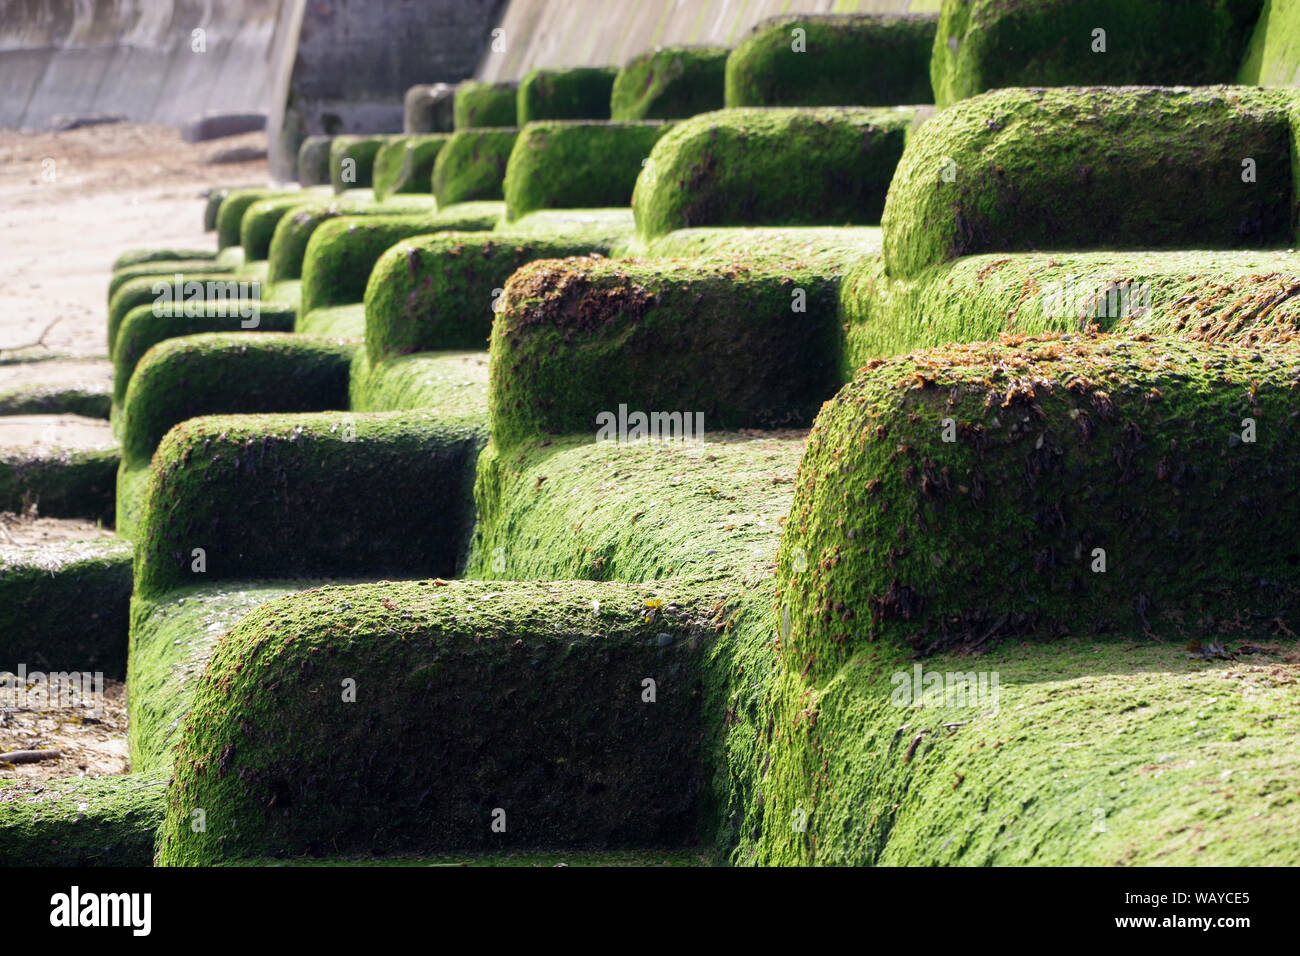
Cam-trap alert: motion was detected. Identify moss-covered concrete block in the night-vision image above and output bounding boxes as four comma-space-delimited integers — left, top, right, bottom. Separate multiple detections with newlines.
882, 86, 1299, 280
363, 230, 631, 364
108, 259, 233, 302
350, 350, 489, 416
372, 135, 449, 200
726, 14, 935, 108
489, 255, 845, 449
216, 188, 279, 250
432, 128, 520, 206
612, 46, 729, 121
297, 135, 334, 186
112, 302, 297, 407
0, 772, 166, 866
118, 334, 355, 467
239, 189, 333, 261
779, 333, 1300, 671
841, 248, 1300, 369
156, 578, 704, 863
127, 580, 331, 772
454, 80, 518, 130
503, 121, 670, 220
0, 445, 118, 524
0, 383, 111, 419
0, 539, 133, 676
133, 410, 485, 599
932, 0, 1262, 108
329, 136, 391, 193
517, 67, 617, 125
633, 107, 915, 239
107, 272, 264, 355
265, 195, 443, 284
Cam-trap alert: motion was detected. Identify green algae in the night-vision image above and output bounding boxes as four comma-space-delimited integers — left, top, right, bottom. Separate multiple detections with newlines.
132, 410, 483, 599
503, 121, 671, 220
118, 334, 354, 467
363, 232, 634, 364
0, 538, 133, 675
112, 302, 297, 407
611, 46, 729, 121
155, 578, 708, 864
432, 129, 520, 206
0, 771, 166, 866
633, 107, 916, 239
454, 81, 518, 130
0, 446, 118, 524
517, 67, 617, 124
933, 0, 1262, 108
726, 13, 936, 108
488, 255, 845, 449
881, 86, 1300, 279
349, 349, 489, 417
372, 135, 449, 200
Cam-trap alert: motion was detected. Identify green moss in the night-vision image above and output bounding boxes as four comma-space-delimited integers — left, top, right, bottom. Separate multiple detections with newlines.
113, 248, 215, 272
363, 231, 632, 364
725, 14, 935, 108
108, 260, 233, 302
301, 215, 439, 313
842, 248, 1300, 370
265, 195, 441, 284
372, 135, 449, 200
455, 81, 518, 130
297, 303, 366, 338
632, 107, 916, 239
0, 383, 110, 419
112, 302, 297, 406
0, 539, 133, 675
0, 772, 166, 866
239, 190, 333, 261
488, 255, 845, 449
329, 136, 393, 192
107, 272, 267, 356
464, 432, 805, 861
298, 203, 509, 315
933, 0, 1262, 108
128, 581, 333, 772
297, 135, 334, 186
779, 333, 1300, 673
612, 46, 729, 121
751, 632, 1300, 865
118, 334, 355, 467
0, 447, 118, 524
881, 86, 1299, 280
216, 188, 278, 250
493, 208, 634, 243
517, 67, 617, 125
349, 349, 489, 417
503, 121, 671, 220
432, 129, 520, 206
132, 410, 484, 599
156, 578, 707, 864
641, 225, 883, 262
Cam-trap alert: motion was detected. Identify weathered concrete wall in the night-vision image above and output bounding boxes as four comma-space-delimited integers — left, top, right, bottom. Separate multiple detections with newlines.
271, 0, 506, 180
0, 0, 294, 130
474, 0, 939, 81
